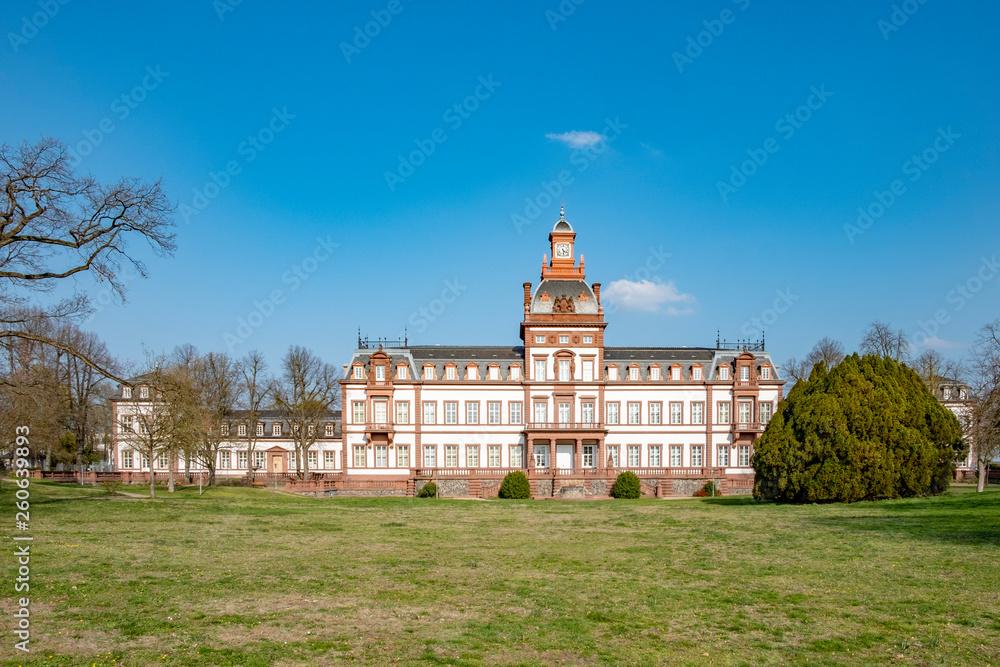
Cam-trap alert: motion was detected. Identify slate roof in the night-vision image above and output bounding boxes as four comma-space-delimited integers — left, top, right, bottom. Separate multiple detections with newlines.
530, 279, 599, 315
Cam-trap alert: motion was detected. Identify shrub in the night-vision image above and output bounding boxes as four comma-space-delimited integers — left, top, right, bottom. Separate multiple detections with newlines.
417, 481, 437, 498
610, 471, 641, 499
498, 471, 531, 499
694, 481, 722, 497
100, 480, 123, 495
753, 354, 966, 503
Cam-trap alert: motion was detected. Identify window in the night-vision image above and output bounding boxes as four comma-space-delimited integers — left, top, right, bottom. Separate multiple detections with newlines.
424, 445, 436, 467
398, 366, 408, 380
741, 365, 750, 381
738, 402, 752, 424
325, 423, 334, 437
608, 367, 618, 381
488, 401, 501, 424
629, 367, 639, 381
122, 450, 133, 468
719, 367, 729, 381
466, 402, 479, 424
557, 402, 570, 424
762, 366, 770, 380
670, 445, 682, 467
123, 386, 132, 399
650, 445, 661, 467
396, 402, 409, 424
718, 402, 730, 424
649, 403, 661, 425
535, 335, 545, 343
559, 335, 569, 344
307, 424, 315, 436
608, 445, 620, 467
308, 451, 318, 468
354, 445, 366, 467
760, 402, 772, 424
446, 366, 456, 380
738, 445, 750, 467
467, 445, 479, 468
582, 445, 595, 467
488, 445, 501, 467
445, 445, 458, 467
237, 451, 247, 469
445, 402, 458, 424
140, 421, 148, 435
373, 400, 388, 424
606, 403, 619, 425
424, 366, 435, 380
221, 423, 230, 436
375, 365, 385, 381
628, 445, 641, 467
396, 445, 409, 468
582, 402, 594, 424
293, 423, 300, 435
489, 366, 499, 381
511, 445, 523, 468
467, 366, 478, 380
157, 453, 168, 468
141, 453, 150, 470
289, 451, 296, 469
582, 360, 593, 382
423, 402, 436, 425
650, 367, 660, 381
256, 423, 264, 436
533, 445, 547, 468
353, 365, 363, 379
509, 402, 522, 424
534, 360, 546, 381
511, 366, 521, 381
583, 335, 593, 344
718, 445, 730, 467
253, 451, 265, 469
691, 445, 703, 467
375, 446, 387, 467
120, 415, 133, 433
325, 450, 336, 468
670, 402, 683, 425
533, 402, 548, 423
273, 423, 282, 436
693, 367, 702, 381
353, 401, 365, 424
219, 451, 232, 469
691, 402, 704, 425
628, 402, 641, 424
559, 359, 570, 381
671, 367, 681, 381
140, 386, 149, 399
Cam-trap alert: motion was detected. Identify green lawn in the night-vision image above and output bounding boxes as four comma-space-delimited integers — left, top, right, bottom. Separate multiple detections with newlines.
2, 481, 999, 666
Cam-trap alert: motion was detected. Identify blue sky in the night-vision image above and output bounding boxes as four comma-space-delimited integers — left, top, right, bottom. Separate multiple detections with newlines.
3, 0, 998, 373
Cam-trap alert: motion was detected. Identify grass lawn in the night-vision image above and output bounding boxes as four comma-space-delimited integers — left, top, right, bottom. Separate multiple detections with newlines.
1, 481, 999, 666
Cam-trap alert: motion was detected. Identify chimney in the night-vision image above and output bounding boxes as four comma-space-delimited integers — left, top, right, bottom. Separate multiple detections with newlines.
592, 282, 601, 304
523, 282, 532, 312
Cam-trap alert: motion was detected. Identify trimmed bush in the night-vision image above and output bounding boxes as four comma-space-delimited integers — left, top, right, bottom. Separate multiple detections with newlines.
417, 481, 437, 498
610, 471, 641, 499
498, 471, 531, 499
694, 481, 722, 497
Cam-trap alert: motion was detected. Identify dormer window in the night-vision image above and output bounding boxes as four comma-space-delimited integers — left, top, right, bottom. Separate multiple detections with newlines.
489, 366, 499, 380
272, 423, 281, 436
123, 387, 132, 399
424, 366, 435, 380
468, 366, 479, 381
221, 424, 229, 436
629, 367, 639, 381
325, 424, 335, 437
139, 386, 149, 399
397, 366, 408, 380
693, 367, 702, 381
671, 367, 681, 381
741, 366, 750, 381
353, 365, 363, 380
256, 423, 264, 436
511, 366, 521, 381
238, 423, 247, 437
609, 367, 618, 381
650, 367, 660, 381
446, 366, 456, 381
720, 367, 729, 381
762, 366, 771, 380
943, 387, 952, 400
375, 365, 385, 381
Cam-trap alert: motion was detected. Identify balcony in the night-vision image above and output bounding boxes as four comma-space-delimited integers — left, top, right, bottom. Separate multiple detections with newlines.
524, 422, 606, 431
734, 422, 764, 433
365, 422, 394, 432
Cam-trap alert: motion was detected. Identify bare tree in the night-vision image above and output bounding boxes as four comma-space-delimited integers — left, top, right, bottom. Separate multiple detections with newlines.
784, 337, 846, 386
238, 350, 271, 482
912, 349, 964, 396
272, 346, 340, 480
859, 321, 910, 362
0, 137, 174, 383
968, 320, 1000, 492
783, 357, 810, 385
190, 351, 238, 486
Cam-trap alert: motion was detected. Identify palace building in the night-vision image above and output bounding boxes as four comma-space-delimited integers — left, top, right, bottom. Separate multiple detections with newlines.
112, 211, 788, 498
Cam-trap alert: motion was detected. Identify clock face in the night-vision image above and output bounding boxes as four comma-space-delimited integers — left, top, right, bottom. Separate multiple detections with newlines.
555, 243, 571, 258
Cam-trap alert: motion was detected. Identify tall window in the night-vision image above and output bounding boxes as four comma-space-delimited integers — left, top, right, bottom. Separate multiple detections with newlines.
670, 445, 682, 467
671, 367, 681, 381
762, 366, 770, 380
237, 451, 247, 469
691, 445, 704, 467
446, 366, 456, 380
141, 453, 150, 469
373, 401, 387, 424
533, 445, 547, 468
445, 445, 458, 467
760, 402, 772, 424
375, 446, 387, 467
308, 451, 318, 469
424, 366, 435, 380
559, 360, 570, 381
398, 366, 408, 380
467, 445, 480, 467
396, 446, 409, 468
157, 453, 168, 469
650, 367, 660, 381
353, 366, 363, 379
717, 402, 730, 424
466, 402, 479, 424
629, 367, 639, 381
352, 401, 364, 424
741, 366, 750, 381
488, 401, 501, 424
375, 365, 385, 381
445, 402, 458, 424
423, 445, 436, 467
719, 367, 729, 381
628, 445, 640, 467
670, 402, 683, 424
628, 402, 641, 424
582, 360, 593, 382
691, 402, 704, 425
423, 402, 436, 425
325, 451, 336, 468
534, 402, 547, 423
488, 445, 501, 467
122, 450, 133, 468
558, 402, 571, 424
289, 451, 297, 469
718, 445, 730, 467
140, 386, 149, 399
123, 386, 132, 399
509, 402, 522, 424
738, 445, 750, 466
489, 366, 499, 380
738, 402, 752, 424
608, 445, 619, 468
354, 445, 366, 467
256, 423, 264, 436
467, 366, 478, 380
649, 403, 661, 425
396, 402, 409, 424
693, 367, 702, 380
221, 423, 230, 436
534, 360, 546, 381
606, 403, 619, 425
582, 445, 594, 468
649, 445, 661, 467
608, 367, 618, 380
120, 415, 133, 432
253, 451, 265, 469
511, 366, 521, 381
511, 445, 523, 468
582, 402, 594, 424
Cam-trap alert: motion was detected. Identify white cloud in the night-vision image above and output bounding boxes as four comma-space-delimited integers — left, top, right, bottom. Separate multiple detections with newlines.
640, 142, 664, 158
917, 336, 966, 350
602, 278, 696, 314
545, 130, 605, 149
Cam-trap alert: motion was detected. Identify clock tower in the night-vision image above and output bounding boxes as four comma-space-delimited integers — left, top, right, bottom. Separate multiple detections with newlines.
544, 206, 582, 280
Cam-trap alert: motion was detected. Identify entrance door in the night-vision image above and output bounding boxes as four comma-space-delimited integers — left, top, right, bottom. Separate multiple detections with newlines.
556, 444, 574, 469
271, 455, 284, 473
